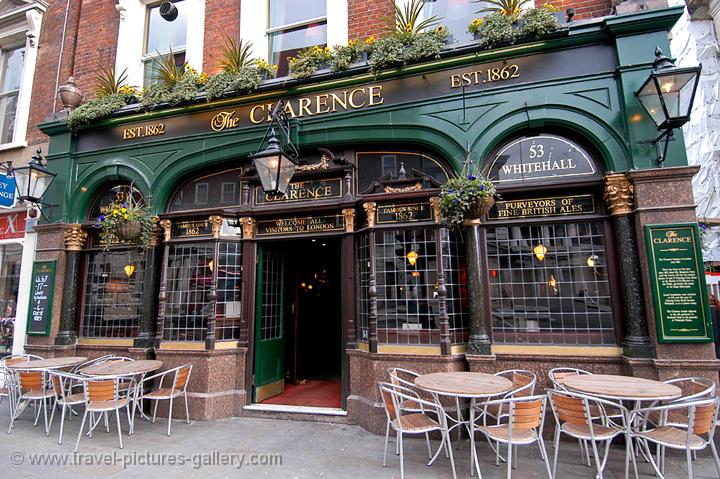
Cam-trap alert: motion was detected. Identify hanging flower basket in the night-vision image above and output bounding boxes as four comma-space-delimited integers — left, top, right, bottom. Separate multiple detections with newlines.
465, 196, 496, 220
439, 166, 498, 227
115, 219, 143, 241
97, 192, 155, 250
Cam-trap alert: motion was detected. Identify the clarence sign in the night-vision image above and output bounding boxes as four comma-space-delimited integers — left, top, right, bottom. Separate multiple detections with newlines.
645, 223, 713, 343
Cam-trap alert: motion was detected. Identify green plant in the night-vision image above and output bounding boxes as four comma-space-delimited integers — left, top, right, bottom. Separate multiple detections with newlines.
393, 0, 439, 40
368, 26, 448, 74
405, 27, 448, 62
220, 36, 253, 73
475, 12, 518, 48
439, 167, 498, 226
96, 195, 155, 250
520, 6, 561, 37
94, 64, 130, 97
474, 0, 530, 16
329, 40, 364, 72
204, 67, 263, 100
66, 93, 132, 131
142, 52, 207, 108
288, 45, 331, 79
367, 34, 406, 73
255, 59, 278, 79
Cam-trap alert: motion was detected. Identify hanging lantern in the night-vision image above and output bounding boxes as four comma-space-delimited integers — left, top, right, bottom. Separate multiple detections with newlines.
533, 243, 547, 262
406, 250, 419, 267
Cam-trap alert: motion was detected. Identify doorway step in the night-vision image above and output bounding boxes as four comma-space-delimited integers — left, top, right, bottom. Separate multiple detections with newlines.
242, 404, 347, 424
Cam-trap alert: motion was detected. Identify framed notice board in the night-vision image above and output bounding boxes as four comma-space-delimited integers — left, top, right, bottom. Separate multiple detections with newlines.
26, 260, 56, 336
645, 223, 713, 343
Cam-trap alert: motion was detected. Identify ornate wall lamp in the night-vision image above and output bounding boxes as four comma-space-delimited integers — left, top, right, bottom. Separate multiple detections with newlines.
0, 148, 57, 207
635, 47, 701, 167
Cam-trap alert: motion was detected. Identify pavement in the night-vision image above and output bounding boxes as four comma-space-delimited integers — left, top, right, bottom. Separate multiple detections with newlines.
0, 401, 719, 478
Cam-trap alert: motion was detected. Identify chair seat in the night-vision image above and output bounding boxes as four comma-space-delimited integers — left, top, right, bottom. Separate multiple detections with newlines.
392, 413, 440, 432
562, 422, 623, 440
21, 389, 54, 400
645, 410, 690, 427
59, 393, 85, 405
477, 424, 538, 444
87, 397, 130, 411
635, 426, 705, 449
142, 388, 183, 400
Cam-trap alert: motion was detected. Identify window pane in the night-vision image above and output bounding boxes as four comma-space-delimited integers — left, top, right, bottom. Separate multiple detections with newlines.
0, 93, 18, 144
216, 242, 242, 341
356, 152, 449, 194
0, 243, 22, 317
146, 0, 188, 54
487, 221, 616, 345
143, 51, 186, 86
1, 47, 24, 92
269, 0, 326, 28
270, 22, 327, 77
425, 0, 475, 43
82, 250, 144, 338
168, 168, 241, 212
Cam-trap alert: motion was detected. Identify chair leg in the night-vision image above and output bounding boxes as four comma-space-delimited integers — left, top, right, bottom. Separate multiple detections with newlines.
425, 432, 432, 459
104, 411, 110, 433
641, 439, 664, 478
167, 396, 174, 437
184, 393, 190, 424
399, 432, 405, 479
590, 439, 604, 479
116, 408, 123, 449
58, 404, 67, 445
552, 428, 561, 478
48, 399, 57, 435
686, 448, 693, 479
538, 439, 552, 479
507, 442, 513, 479
152, 400, 159, 423
444, 429, 458, 479
74, 410, 88, 453
382, 421, 390, 467
42, 398, 50, 436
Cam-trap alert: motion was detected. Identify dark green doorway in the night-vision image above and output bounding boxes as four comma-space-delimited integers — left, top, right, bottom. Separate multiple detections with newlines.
253, 238, 343, 408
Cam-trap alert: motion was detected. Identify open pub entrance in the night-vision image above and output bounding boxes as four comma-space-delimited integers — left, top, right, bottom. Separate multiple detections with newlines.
253, 238, 343, 409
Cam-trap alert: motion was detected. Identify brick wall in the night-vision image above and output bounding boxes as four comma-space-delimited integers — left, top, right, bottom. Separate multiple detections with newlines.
204, 0, 241, 75
538, 0, 613, 20
348, 0, 394, 41
72, 0, 120, 96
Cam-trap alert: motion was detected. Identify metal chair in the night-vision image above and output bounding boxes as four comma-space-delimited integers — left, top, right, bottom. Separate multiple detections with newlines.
47, 371, 86, 444
1, 355, 42, 427
7, 368, 55, 435
69, 354, 115, 374
481, 369, 537, 424
74, 375, 136, 452
378, 381, 456, 479
547, 388, 636, 479
631, 396, 720, 479
548, 367, 592, 390
475, 394, 552, 479
135, 364, 192, 436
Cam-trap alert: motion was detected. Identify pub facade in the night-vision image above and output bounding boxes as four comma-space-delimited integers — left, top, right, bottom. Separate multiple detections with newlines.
26, 6, 719, 433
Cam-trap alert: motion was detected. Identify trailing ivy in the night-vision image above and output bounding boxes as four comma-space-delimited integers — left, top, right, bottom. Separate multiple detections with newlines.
66, 92, 133, 132
329, 40, 364, 72
520, 7, 560, 38
475, 13, 518, 49
141, 70, 206, 109
204, 67, 263, 101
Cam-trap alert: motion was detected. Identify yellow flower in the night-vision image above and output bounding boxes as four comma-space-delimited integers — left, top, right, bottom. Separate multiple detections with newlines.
543, 3, 559, 11
435, 24, 445, 33
324, 46, 331, 54
348, 39, 355, 46
121, 207, 127, 213
198, 72, 208, 84
472, 18, 483, 26
112, 209, 118, 215
405, 23, 414, 32
272, 65, 278, 70
365, 36, 375, 45
124, 214, 129, 220
500, 8, 508, 15
513, 7, 521, 15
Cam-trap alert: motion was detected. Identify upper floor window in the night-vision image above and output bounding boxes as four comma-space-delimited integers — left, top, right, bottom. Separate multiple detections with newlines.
143, 0, 189, 85
269, 0, 327, 77
423, 0, 476, 44
0, 46, 24, 144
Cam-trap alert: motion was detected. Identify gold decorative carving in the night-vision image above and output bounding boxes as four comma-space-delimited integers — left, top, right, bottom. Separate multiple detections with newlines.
64, 224, 87, 251
604, 174, 634, 216
342, 208, 356, 233
239, 217, 256, 239
148, 216, 161, 246
363, 202, 377, 228
429, 197, 441, 224
384, 182, 422, 194
297, 155, 330, 172
209, 215, 224, 238
159, 219, 172, 242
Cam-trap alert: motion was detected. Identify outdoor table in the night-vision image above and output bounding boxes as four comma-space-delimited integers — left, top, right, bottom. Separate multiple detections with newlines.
81, 359, 163, 434
6, 356, 87, 370
561, 374, 682, 402
415, 371, 513, 477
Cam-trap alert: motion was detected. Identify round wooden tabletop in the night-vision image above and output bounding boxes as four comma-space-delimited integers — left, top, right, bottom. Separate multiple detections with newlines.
81, 360, 163, 377
415, 372, 513, 398
562, 374, 682, 401
6, 356, 88, 370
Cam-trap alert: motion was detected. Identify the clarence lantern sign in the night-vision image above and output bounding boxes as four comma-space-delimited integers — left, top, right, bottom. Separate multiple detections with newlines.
645, 223, 713, 343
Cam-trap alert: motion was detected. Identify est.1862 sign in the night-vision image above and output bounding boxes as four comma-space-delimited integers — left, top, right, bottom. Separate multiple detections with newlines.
645, 224, 713, 343
27, 260, 56, 336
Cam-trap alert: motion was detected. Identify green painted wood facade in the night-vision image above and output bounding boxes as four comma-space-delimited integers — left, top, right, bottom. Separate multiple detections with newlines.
38, 7, 686, 222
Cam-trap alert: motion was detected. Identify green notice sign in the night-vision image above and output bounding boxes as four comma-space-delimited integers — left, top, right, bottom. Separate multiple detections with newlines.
645, 223, 713, 343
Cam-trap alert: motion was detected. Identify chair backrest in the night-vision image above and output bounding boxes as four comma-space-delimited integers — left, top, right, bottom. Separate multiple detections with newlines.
547, 389, 589, 426
48, 371, 84, 401
86, 378, 119, 403
548, 367, 592, 390
508, 395, 546, 431
689, 398, 719, 437
173, 364, 192, 390
18, 370, 44, 392
71, 354, 115, 373
497, 369, 537, 398
1, 354, 42, 368
378, 382, 399, 422
100, 356, 135, 364
387, 367, 419, 389
666, 377, 716, 401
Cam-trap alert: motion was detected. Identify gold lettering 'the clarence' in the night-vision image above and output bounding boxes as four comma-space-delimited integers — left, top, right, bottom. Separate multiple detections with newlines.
248, 85, 384, 125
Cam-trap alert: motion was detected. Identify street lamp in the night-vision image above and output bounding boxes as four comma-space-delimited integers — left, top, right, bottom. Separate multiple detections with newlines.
635, 47, 701, 167
249, 99, 300, 196
11, 148, 57, 205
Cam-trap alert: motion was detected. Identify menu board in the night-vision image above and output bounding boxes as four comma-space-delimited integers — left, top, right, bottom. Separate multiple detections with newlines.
27, 260, 56, 336
645, 224, 713, 343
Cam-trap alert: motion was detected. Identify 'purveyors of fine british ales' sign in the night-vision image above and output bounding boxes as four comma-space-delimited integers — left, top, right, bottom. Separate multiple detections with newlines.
488, 194, 595, 220
645, 224, 713, 343
27, 261, 56, 336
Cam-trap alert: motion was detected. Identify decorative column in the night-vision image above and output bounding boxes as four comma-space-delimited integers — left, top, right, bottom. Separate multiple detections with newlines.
55, 224, 87, 345
465, 200, 493, 355
342, 208, 355, 233
604, 174, 654, 358
155, 219, 172, 348
135, 217, 162, 348
363, 202, 379, 353
430, 197, 452, 355
205, 216, 225, 350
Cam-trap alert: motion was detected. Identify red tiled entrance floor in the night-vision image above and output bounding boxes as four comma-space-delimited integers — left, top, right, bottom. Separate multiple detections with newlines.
261, 378, 341, 408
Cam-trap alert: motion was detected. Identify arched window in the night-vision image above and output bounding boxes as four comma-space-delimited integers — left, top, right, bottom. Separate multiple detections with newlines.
167, 168, 242, 212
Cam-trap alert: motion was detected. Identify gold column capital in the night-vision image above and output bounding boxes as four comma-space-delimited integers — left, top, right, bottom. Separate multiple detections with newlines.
238, 217, 255, 239
604, 173, 634, 216
362, 202, 377, 228
159, 219, 172, 242
64, 224, 87, 251
209, 215, 224, 239
429, 196, 441, 224
148, 216, 161, 246
342, 208, 356, 233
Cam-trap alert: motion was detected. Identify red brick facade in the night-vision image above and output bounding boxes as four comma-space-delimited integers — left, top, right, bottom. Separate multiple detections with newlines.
26, 0, 614, 146
204, 0, 241, 75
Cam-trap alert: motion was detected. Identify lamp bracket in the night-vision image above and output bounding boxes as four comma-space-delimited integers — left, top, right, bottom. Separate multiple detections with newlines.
638, 128, 674, 168
255, 99, 299, 160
